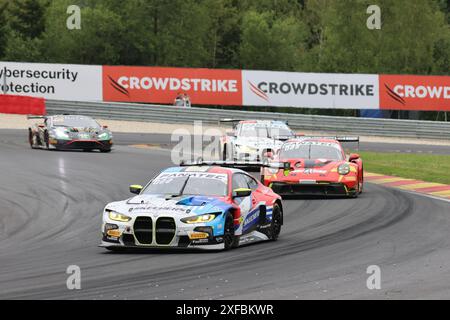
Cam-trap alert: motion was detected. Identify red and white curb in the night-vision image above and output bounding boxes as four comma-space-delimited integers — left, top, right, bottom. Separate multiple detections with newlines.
365, 172, 450, 201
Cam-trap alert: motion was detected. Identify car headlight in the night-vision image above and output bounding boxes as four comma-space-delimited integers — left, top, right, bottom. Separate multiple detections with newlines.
54, 128, 70, 140
98, 132, 110, 140
338, 164, 350, 175
181, 213, 219, 224
107, 210, 131, 222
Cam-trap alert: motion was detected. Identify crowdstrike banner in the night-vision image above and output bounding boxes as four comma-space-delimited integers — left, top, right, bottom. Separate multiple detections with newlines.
380, 74, 450, 111
1, 61, 449, 111
242, 70, 380, 109
102, 66, 243, 105
0, 61, 102, 101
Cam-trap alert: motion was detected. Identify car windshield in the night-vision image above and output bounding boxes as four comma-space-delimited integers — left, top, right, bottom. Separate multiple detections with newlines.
240, 123, 293, 138
240, 125, 269, 138
280, 141, 343, 160
142, 172, 228, 197
52, 116, 100, 128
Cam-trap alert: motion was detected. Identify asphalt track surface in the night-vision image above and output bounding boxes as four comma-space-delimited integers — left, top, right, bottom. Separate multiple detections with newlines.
1, 129, 450, 299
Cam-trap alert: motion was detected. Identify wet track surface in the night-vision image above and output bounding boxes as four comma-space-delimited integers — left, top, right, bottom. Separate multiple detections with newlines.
1, 130, 450, 299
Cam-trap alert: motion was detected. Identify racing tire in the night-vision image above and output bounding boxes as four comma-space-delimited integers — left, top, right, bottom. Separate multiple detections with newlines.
266, 203, 282, 241
100, 149, 112, 153
44, 130, 50, 150
223, 213, 239, 250
222, 144, 228, 161
28, 129, 36, 149
359, 169, 364, 194
350, 169, 364, 198
350, 183, 360, 198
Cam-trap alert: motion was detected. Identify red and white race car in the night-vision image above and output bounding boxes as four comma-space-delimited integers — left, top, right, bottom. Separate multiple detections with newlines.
261, 137, 364, 198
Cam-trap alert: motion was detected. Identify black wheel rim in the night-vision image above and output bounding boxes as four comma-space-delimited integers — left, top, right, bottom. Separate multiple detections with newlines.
272, 209, 281, 236
224, 216, 234, 247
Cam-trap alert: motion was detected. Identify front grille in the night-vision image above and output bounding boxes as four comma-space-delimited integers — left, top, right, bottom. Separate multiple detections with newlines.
68, 141, 100, 149
155, 217, 176, 245
134, 217, 153, 244
272, 183, 347, 195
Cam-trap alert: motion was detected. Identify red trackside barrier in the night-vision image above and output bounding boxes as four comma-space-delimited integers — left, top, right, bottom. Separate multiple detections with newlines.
0, 94, 46, 115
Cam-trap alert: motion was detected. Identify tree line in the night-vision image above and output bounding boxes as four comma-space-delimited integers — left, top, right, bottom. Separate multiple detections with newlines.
0, 0, 449, 119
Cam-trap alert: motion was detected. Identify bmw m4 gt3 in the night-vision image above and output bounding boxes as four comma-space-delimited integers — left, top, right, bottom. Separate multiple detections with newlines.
28, 114, 113, 152
100, 164, 283, 251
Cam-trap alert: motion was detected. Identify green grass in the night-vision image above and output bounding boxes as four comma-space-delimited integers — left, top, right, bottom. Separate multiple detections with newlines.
356, 151, 450, 185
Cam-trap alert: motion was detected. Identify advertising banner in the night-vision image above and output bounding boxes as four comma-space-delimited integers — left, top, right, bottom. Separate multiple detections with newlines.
103, 66, 242, 106
0, 61, 102, 101
2, 61, 449, 112
379, 74, 450, 111
242, 70, 380, 109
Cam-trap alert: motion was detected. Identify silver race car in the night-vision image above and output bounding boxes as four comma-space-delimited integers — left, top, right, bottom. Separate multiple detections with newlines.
220, 120, 297, 162
28, 114, 113, 152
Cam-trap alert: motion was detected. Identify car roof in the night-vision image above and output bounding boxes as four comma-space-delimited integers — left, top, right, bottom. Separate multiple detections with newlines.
240, 120, 287, 126
51, 115, 93, 119
285, 138, 341, 144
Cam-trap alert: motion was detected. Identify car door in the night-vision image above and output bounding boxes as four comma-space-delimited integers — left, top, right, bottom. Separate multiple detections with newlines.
242, 174, 269, 232
232, 173, 253, 236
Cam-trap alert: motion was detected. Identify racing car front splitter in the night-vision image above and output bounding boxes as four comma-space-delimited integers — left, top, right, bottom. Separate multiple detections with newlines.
100, 216, 227, 250
50, 139, 112, 151
269, 182, 357, 197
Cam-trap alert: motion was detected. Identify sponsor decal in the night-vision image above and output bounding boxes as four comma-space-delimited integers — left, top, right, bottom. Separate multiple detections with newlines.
153, 172, 228, 184
103, 66, 242, 105
129, 205, 190, 213
188, 232, 209, 240
243, 209, 259, 231
295, 169, 328, 175
380, 74, 450, 111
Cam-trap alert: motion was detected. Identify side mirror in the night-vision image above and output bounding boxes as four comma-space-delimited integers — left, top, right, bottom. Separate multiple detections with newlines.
349, 153, 360, 162
129, 185, 143, 195
232, 188, 252, 198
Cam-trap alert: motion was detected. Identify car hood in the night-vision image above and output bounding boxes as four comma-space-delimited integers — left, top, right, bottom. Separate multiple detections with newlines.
105, 194, 231, 217
275, 158, 346, 174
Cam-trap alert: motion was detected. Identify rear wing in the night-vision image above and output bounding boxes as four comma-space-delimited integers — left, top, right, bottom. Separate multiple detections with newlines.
295, 136, 358, 142
295, 135, 360, 149
26, 115, 47, 120
180, 160, 290, 171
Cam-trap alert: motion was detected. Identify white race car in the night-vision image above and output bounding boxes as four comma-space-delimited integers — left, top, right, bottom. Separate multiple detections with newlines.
100, 163, 284, 251
220, 120, 297, 162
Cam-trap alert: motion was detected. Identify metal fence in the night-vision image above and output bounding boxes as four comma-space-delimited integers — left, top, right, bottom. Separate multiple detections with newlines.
46, 100, 450, 140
